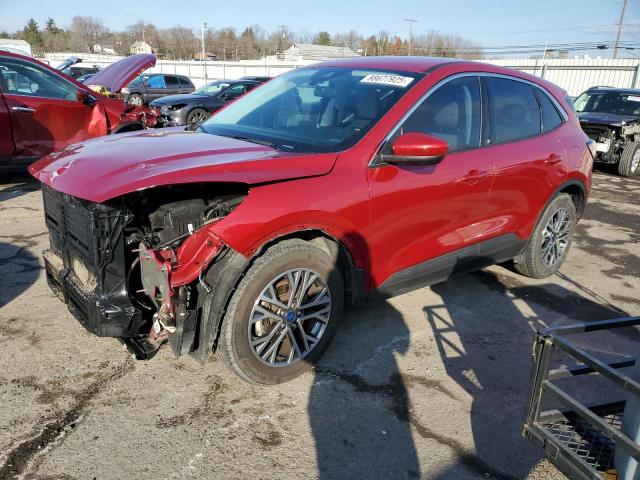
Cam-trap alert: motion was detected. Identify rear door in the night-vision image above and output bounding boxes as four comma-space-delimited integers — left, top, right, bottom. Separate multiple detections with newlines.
178, 77, 194, 93
0, 55, 105, 160
482, 75, 568, 241
164, 75, 180, 96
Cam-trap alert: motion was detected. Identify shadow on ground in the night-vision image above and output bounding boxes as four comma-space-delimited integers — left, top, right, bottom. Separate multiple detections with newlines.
309, 265, 627, 479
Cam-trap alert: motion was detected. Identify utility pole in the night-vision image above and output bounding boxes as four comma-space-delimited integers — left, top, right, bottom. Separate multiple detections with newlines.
614, 0, 628, 59
201, 22, 207, 82
277, 25, 287, 60
404, 18, 417, 56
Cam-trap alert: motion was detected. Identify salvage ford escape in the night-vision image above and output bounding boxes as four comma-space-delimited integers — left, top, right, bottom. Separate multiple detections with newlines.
30, 57, 593, 384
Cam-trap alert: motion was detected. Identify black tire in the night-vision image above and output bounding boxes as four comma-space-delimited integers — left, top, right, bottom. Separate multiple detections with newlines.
186, 108, 209, 125
513, 193, 577, 279
218, 239, 344, 385
618, 141, 640, 177
128, 93, 143, 106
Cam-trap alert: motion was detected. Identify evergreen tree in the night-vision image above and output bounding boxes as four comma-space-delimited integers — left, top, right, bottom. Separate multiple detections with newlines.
21, 18, 43, 48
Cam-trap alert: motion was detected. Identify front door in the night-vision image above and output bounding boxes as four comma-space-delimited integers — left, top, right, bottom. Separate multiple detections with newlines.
0, 55, 105, 160
367, 75, 494, 291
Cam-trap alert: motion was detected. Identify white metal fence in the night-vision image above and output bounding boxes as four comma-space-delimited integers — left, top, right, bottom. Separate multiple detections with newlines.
487, 58, 640, 96
42, 53, 640, 95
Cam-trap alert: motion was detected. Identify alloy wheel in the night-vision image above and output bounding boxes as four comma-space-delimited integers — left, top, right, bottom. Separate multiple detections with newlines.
631, 149, 640, 174
540, 207, 571, 267
248, 268, 331, 367
189, 110, 208, 124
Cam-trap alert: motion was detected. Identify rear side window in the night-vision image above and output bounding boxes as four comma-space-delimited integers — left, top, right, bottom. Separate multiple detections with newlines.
179, 77, 192, 87
487, 77, 541, 144
400, 75, 481, 152
165, 76, 179, 87
535, 89, 563, 132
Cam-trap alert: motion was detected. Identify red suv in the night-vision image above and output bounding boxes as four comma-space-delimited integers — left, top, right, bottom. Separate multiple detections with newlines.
30, 57, 593, 384
0, 52, 161, 170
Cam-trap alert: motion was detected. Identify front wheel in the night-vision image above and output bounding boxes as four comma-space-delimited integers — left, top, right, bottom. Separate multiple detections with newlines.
618, 141, 640, 177
513, 193, 577, 279
186, 108, 209, 125
127, 93, 143, 106
218, 239, 344, 385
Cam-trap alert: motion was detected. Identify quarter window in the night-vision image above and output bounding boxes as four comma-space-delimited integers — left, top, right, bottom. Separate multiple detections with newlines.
399, 75, 481, 152
487, 77, 541, 144
535, 89, 563, 132
0, 58, 77, 100
165, 76, 178, 87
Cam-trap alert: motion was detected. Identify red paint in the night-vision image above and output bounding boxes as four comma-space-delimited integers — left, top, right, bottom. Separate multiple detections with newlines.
0, 51, 159, 163
391, 132, 449, 158
31, 58, 591, 292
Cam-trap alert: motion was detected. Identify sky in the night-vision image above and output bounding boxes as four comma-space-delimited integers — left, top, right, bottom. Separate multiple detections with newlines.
1, 0, 639, 58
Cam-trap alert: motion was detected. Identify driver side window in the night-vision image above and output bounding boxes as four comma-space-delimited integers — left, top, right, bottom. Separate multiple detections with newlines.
0, 58, 77, 101
398, 75, 481, 153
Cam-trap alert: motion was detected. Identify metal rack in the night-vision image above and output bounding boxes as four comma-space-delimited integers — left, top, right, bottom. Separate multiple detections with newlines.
524, 316, 640, 480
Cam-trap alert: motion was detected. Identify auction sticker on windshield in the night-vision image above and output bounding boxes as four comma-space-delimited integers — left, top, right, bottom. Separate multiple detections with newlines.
360, 74, 414, 87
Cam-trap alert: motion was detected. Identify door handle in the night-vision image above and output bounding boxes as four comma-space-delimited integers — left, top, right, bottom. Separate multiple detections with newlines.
544, 153, 564, 165
11, 106, 35, 113
461, 169, 488, 183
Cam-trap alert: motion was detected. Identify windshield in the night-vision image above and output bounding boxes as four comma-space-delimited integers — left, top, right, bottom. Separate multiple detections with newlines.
574, 91, 640, 116
200, 67, 422, 153
129, 74, 150, 86
194, 81, 231, 95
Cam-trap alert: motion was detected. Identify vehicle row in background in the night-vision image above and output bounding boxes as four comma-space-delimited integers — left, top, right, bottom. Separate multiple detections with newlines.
150, 78, 261, 125
56, 56, 101, 80
121, 73, 195, 106
0, 51, 164, 171
575, 86, 640, 177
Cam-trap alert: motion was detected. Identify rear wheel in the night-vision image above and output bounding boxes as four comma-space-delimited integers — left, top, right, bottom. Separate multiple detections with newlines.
128, 93, 143, 106
218, 239, 344, 385
513, 193, 576, 279
187, 108, 209, 125
618, 141, 640, 177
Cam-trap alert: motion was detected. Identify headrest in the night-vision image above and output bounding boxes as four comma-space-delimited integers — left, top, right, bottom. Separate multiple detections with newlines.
356, 89, 381, 119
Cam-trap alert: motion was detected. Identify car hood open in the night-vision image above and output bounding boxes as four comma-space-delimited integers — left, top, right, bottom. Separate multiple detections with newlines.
86, 54, 156, 94
29, 128, 337, 203
578, 112, 640, 126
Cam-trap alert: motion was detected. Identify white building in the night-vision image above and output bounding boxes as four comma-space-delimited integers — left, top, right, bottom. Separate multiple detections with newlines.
267, 43, 360, 63
129, 41, 152, 55
0, 39, 32, 56
93, 44, 117, 55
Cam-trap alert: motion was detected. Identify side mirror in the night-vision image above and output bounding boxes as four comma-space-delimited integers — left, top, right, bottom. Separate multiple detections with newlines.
76, 89, 97, 106
381, 132, 448, 165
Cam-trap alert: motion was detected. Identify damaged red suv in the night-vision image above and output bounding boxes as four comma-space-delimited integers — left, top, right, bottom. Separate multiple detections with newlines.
0, 52, 161, 170
30, 57, 593, 384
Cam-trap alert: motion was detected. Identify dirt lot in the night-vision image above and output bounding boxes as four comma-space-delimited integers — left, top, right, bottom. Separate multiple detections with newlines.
0, 170, 638, 480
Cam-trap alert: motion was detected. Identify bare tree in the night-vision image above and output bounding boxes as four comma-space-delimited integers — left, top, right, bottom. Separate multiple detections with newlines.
70, 16, 107, 53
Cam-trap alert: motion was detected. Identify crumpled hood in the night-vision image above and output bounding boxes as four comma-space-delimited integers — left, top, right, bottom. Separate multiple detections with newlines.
29, 128, 337, 203
578, 112, 640, 126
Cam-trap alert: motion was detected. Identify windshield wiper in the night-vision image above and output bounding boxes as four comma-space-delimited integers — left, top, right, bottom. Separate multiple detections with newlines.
226, 135, 278, 149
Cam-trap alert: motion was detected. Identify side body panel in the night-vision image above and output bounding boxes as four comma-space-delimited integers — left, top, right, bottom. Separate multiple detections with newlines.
0, 89, 14, 158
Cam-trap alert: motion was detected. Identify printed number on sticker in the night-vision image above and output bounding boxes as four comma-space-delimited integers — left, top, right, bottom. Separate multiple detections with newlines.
361, 74, 414, 87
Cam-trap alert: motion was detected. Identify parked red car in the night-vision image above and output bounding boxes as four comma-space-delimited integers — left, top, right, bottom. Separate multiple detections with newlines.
30, 57, 593, 384
0, 52, 161, 170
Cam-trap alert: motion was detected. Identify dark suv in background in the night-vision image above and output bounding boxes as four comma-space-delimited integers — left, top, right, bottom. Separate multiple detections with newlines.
575, 86, 640, 176
121, 73, 195, 106
150, 79, 260, 125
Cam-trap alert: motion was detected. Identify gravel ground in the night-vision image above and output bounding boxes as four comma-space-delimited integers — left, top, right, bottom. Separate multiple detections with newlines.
0, 170, 638, 480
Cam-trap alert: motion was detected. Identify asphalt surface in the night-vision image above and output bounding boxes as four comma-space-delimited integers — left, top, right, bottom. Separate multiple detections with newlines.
0, 169, 639, 480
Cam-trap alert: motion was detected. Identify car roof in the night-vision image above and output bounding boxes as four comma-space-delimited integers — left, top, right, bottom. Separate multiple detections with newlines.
584, 86, 640, 94
316, 55, 461, 73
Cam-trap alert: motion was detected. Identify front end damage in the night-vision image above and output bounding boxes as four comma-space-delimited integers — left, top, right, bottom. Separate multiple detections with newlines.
41, 183, 247, 360
581, 120, 640, 164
